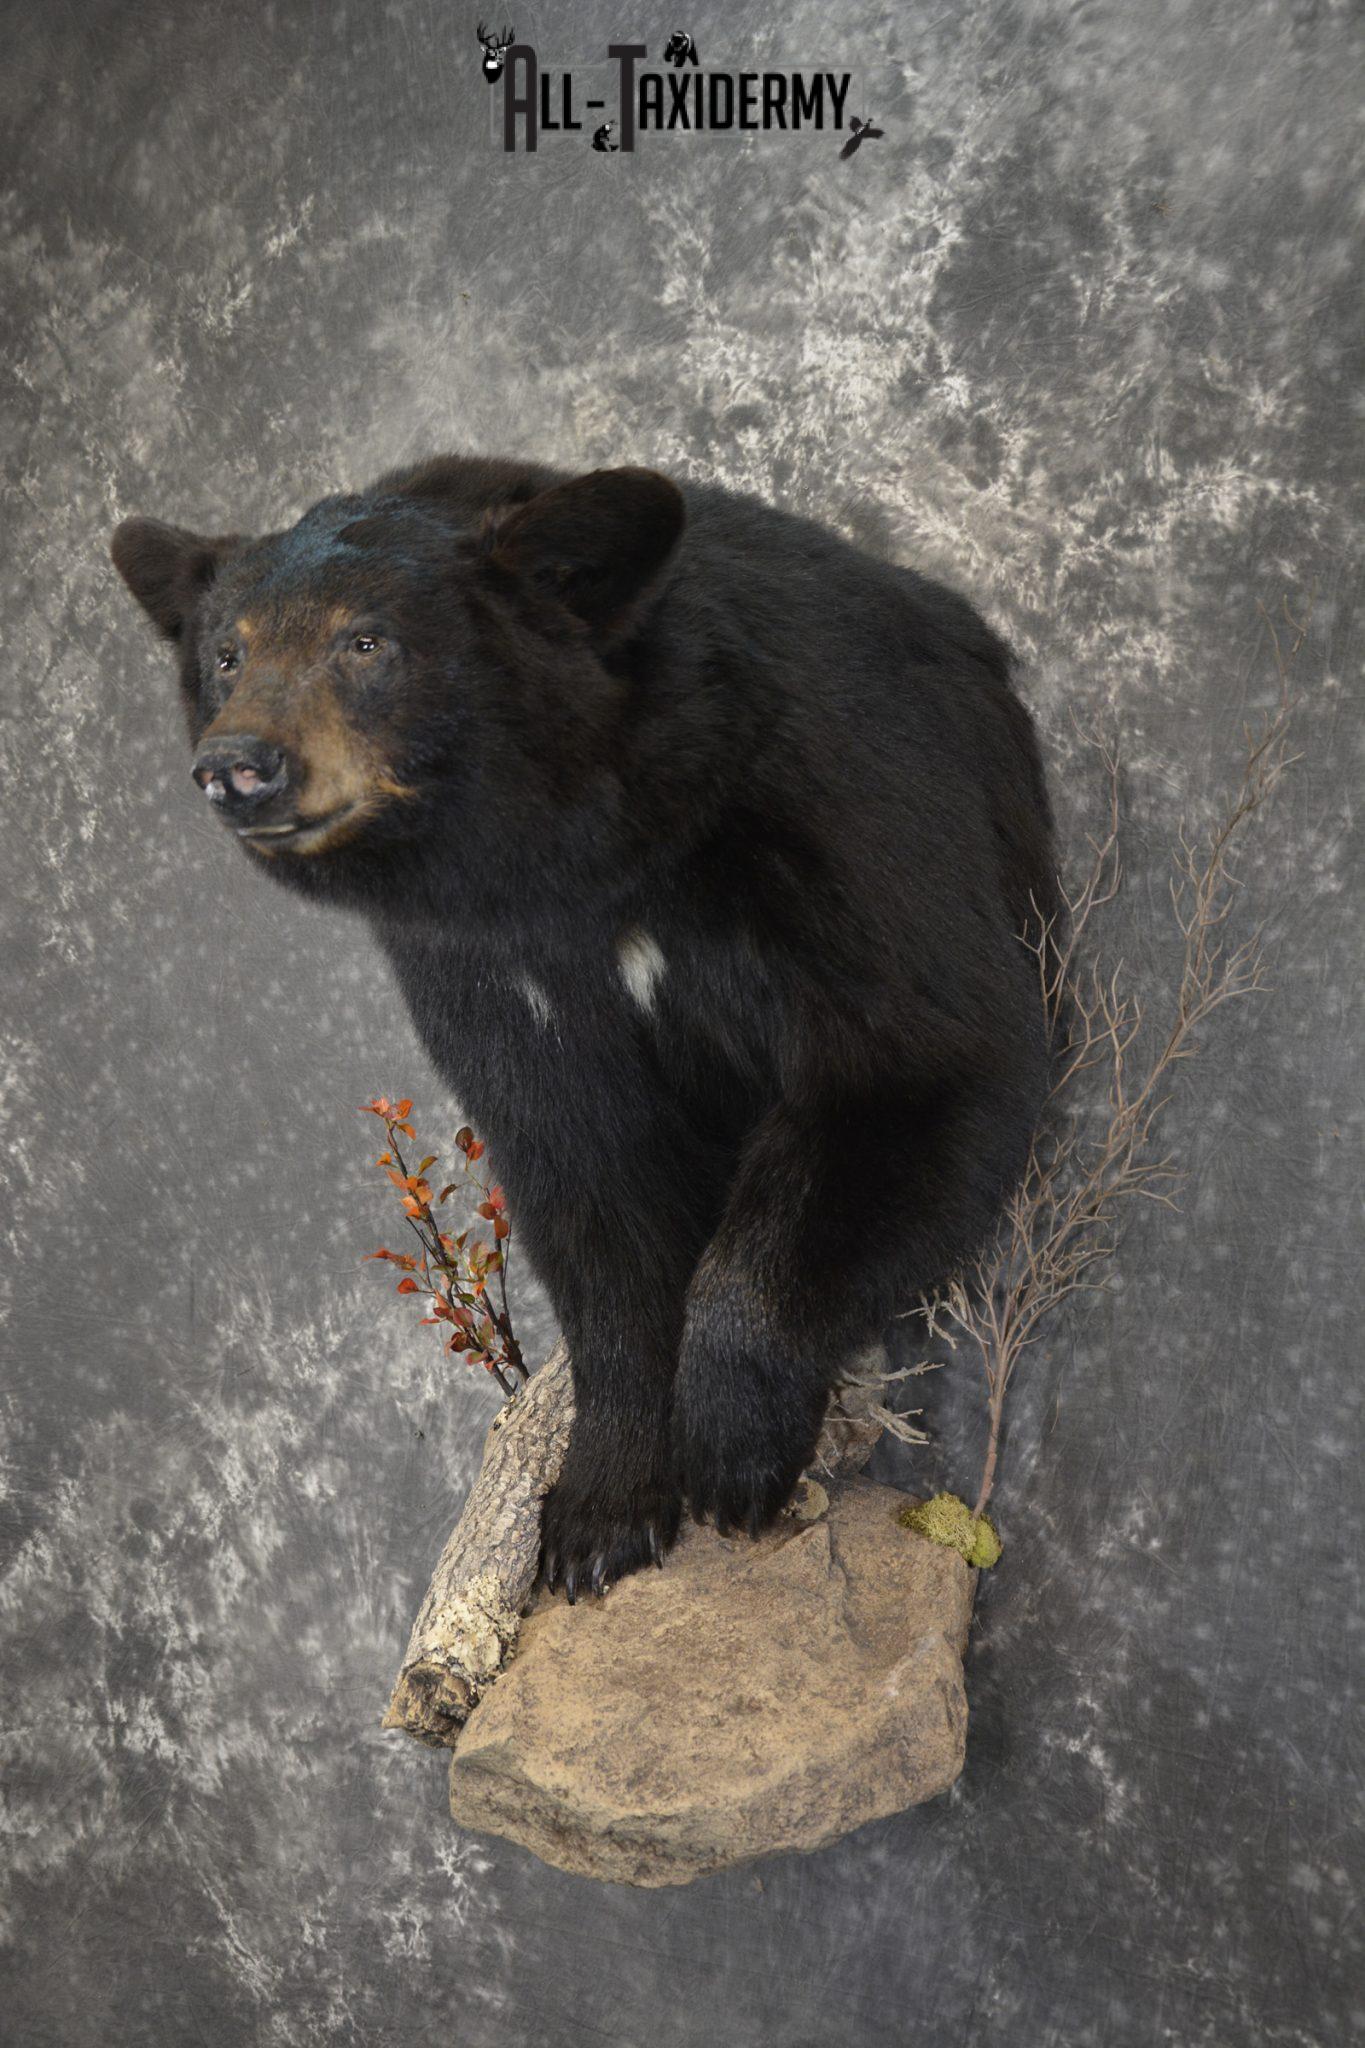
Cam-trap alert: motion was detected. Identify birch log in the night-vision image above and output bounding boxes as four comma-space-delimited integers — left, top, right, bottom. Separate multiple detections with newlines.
382, 1342, 575, 1747
382, 1340, 890, 1748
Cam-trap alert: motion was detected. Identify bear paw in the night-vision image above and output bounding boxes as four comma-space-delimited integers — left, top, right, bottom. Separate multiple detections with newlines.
540, 1434, 682, 1602
672, 1327, 827, 1537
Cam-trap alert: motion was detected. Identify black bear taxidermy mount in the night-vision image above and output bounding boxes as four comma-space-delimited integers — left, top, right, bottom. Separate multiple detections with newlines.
111, 456, 1057, 1600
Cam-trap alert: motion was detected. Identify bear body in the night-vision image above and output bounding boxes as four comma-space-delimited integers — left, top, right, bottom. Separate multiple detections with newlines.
112, 456, 1056, 1596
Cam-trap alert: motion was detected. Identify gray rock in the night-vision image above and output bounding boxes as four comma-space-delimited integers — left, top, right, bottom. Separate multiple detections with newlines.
448, 1479, 975, 1886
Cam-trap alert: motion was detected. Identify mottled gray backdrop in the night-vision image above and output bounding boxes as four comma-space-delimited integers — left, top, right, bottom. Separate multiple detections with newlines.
1, 1, 1360, 2043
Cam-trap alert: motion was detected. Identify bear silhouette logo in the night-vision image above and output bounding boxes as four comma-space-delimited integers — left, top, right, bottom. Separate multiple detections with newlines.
662, 31, 699, 67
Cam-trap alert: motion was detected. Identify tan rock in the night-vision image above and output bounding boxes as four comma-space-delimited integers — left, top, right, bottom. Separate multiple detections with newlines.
448, 1479, 975, 1886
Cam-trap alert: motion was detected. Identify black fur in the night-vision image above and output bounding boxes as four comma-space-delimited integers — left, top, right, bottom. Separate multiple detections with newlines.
111, 456, 1057, 1598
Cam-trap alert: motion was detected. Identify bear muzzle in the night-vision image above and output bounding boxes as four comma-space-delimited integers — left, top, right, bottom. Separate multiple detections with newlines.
192, 732, 298, 834
190, 732, 357, 851
192, 733, 289, 807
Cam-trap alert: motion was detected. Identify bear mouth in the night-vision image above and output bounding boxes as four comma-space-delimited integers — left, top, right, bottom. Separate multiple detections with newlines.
235, 799, 366, 855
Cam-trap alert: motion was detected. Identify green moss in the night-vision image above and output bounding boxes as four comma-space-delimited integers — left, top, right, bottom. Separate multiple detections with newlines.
897, 1492, 1001, 1569
966, 1515, 1002, 1569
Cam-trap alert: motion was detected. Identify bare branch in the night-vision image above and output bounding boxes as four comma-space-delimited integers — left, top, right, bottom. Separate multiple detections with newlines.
902, 589, 1312, 1521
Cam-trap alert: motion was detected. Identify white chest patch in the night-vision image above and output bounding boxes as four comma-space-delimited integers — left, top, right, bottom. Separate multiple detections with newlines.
616, 928, 666, 1016
516, 975, 554, 1028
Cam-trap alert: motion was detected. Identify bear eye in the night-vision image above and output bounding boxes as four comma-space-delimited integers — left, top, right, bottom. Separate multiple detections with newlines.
215, 648, 239, 675
351, 632, 382, 656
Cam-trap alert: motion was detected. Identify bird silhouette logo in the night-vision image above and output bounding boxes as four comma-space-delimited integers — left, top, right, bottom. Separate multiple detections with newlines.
476, 22, 515, 82
839, 115, 885, 159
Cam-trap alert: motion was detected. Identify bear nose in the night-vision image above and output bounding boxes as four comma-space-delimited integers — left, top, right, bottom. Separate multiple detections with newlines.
191, 735, 290, 812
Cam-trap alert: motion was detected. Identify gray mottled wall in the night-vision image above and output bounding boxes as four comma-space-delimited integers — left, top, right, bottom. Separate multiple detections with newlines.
1, 1, 1360, 2043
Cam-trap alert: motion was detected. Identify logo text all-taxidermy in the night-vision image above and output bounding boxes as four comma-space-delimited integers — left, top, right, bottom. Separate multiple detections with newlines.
500, 46, 852, 152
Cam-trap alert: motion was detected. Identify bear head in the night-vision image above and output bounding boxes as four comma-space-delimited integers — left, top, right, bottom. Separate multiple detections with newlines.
110, 463, 686, 912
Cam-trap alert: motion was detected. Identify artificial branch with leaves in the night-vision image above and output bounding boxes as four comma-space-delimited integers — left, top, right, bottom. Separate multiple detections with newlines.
362, 1097, 525, 1397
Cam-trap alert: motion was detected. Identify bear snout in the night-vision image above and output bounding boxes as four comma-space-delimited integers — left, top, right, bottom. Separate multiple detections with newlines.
191, 735, 291, 816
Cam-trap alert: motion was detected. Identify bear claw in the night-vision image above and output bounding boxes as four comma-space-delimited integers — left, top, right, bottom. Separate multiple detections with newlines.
539, 1455, 682, 1601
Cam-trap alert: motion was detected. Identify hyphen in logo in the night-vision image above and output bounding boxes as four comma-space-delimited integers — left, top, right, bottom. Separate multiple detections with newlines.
482, 29, 858, 155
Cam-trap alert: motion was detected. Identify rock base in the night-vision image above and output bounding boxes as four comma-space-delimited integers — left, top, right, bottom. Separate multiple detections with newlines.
448, 1479, 974, 1886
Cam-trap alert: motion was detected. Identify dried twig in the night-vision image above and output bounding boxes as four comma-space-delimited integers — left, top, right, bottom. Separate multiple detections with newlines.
911, 593, 1311, 1520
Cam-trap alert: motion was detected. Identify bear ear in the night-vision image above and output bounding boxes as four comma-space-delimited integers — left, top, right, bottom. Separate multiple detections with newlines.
109, 517, 239, 642
484, 467, 685, 641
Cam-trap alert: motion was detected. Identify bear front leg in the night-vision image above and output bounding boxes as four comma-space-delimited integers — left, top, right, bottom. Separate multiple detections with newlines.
540, 1348, 680, 1600
381, 934, 734, 1596
529, 1197, 707, 1599
493, 1086, 728, 1600
673, 1074, 1035, 1532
